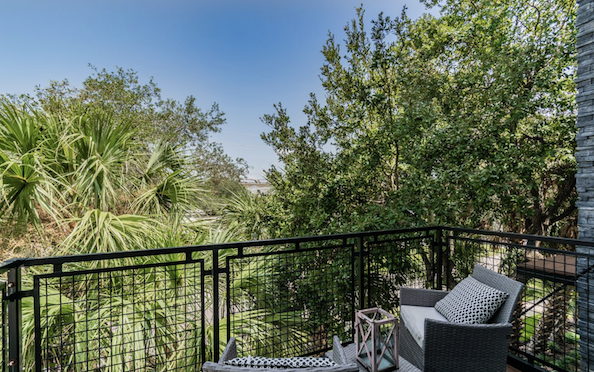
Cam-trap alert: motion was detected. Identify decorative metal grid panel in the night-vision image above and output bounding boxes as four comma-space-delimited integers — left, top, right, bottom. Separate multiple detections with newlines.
226, 244, 355, 359
447, 232, 583, 372
365, 234, 434, 313
33, 259, 204, 372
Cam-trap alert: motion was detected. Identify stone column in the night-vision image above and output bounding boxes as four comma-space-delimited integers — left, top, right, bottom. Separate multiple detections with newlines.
576, 1, 594, 370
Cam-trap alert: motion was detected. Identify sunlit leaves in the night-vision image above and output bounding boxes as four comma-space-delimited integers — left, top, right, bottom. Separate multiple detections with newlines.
60, 209, 156, 254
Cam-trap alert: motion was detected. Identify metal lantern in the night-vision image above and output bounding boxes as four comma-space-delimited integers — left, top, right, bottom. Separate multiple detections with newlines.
355, 307, 399, 372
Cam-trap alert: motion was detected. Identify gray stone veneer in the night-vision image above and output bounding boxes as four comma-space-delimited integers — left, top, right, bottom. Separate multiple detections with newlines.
577, 0, 594, 370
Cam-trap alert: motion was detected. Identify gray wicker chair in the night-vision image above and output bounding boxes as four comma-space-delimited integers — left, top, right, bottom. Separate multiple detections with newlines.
203, 336, 359, 372
399, 264, 524, 372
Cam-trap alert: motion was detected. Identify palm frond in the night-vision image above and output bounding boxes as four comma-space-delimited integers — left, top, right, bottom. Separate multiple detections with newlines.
0, 103, 42, 154
60, 209, 158, 254
133, 142, 208, 217
0, 104, 62, 227
222, 188, 267, 240
68, 112, 135, 210
140, 142, 185, 184
133, 170, 206, 216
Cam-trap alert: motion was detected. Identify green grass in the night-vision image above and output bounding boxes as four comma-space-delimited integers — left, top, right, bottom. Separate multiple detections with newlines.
520, 314, 541, 343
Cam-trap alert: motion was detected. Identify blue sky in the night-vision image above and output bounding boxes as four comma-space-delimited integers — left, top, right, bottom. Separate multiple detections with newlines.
1, 0, 432, 179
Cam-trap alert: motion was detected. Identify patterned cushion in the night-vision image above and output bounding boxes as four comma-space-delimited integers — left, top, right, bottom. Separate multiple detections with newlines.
435, 276, 508, 324
224, 356, 337, 369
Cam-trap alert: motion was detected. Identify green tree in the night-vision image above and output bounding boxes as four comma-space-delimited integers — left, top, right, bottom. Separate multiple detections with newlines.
255, 0, 576, 238
35, 66, 223, 147
405, 0, 577, 235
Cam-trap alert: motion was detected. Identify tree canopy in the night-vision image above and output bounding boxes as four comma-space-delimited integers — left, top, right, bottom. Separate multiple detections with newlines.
252, 0, 577, 238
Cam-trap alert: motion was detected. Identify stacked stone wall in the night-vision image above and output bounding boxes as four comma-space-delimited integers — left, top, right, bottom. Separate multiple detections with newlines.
577, 0, 594, 370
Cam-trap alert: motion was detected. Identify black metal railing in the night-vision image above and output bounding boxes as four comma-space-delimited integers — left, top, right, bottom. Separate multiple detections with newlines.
0, 226, 592, 372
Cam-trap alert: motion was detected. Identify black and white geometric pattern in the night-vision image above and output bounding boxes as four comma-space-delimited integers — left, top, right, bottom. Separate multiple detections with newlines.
435, 276, 508, 324
224, 356, 337, 369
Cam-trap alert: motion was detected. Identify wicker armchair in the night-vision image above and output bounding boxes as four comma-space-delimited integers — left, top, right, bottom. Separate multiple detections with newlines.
203, 336, 359, 372
399, 264, 524, 372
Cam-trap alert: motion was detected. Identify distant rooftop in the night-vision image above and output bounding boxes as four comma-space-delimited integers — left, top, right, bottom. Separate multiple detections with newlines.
241, 179, 271, 194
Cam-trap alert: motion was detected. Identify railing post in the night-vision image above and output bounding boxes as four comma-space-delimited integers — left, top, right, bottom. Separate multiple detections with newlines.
212, 248, 220, 362
577, 245, 594, 371
0, 282, 6, 372
7, 268, 21, 372
434, 228, 443, 289
200, 259, 206, 367
356, 237, 365, 310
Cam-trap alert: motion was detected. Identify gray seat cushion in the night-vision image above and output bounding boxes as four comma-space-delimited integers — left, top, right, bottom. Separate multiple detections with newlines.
400, 305, 447, 347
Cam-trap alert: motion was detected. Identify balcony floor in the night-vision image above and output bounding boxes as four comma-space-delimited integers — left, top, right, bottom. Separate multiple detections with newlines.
328, 343, 418, 372
333, 343, 523, 372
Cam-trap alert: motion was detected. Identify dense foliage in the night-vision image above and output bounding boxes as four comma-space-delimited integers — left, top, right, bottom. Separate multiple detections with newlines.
0, 68, 250, 258
249, 0, 577, 238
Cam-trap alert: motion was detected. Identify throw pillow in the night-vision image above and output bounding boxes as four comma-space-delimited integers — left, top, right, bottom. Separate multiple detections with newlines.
224, 356, 337, 368
435, 276, 508, 324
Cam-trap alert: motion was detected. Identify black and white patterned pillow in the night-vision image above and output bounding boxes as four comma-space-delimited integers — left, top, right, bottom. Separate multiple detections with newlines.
224, 356, 337, 369
435, 276, 508, 324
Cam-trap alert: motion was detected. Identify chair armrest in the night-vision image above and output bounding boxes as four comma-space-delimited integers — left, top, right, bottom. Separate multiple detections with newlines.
219, 337, 238, 363
202, 362, 222, 372
423, 319, 512, 372
331, 336, 349, 365
400, 287, 449, 307
330, 337, 359, 372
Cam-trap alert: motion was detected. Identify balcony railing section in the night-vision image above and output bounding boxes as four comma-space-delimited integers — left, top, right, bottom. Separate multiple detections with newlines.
0, 226, 591, 372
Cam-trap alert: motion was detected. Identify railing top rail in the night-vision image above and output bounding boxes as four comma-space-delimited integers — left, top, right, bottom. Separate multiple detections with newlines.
447, 226, 594, 247
1, 225, 593, 275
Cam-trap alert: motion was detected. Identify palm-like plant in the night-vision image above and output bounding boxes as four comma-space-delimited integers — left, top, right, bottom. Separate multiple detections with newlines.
0, 103, 43, 153
133, 143, 206, 217
0, 104, 59, 228
68, 112, 135, 211
222, 188, 268, 240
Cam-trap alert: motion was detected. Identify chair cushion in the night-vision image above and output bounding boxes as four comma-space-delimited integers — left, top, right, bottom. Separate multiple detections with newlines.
435, 276, 508, 324
224, 357, 337, 368
400, 305, 448, 347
